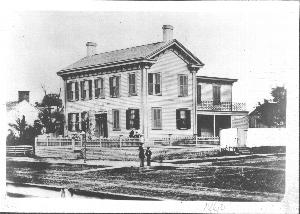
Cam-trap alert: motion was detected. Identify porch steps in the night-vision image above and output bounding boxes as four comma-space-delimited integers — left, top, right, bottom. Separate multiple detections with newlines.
236, 147, 252, 155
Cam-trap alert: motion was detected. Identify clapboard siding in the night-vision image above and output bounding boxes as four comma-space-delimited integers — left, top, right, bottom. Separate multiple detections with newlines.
147, 50, 194, 137
66, 70, 142, 137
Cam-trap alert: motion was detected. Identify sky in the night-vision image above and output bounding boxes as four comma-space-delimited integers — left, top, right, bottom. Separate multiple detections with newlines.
2, 3, 298, 111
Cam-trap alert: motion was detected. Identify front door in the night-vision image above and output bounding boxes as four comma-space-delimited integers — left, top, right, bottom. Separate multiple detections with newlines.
237, 128, 247, 147
95, 113, 108, 138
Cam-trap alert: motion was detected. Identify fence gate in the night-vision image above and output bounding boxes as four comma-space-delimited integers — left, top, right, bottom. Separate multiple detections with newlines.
237, 128, 247, 147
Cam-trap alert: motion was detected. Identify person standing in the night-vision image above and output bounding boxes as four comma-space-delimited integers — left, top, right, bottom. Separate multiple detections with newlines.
138, 144, 145, 167
145, 147, 152, 166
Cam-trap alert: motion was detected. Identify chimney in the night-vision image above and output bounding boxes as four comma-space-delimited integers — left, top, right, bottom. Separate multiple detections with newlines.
162, 25, 174, 42
18, 91, 30, 103
86, 42, 97, 57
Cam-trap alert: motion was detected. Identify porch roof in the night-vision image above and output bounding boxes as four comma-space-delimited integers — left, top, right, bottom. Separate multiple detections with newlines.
197, 76, 238, 84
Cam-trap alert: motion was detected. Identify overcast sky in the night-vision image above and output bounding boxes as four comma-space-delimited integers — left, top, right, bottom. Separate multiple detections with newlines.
3, 3, 298, 111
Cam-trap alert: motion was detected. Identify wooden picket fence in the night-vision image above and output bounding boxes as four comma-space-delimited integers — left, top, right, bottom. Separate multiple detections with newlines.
35, 135, 219, 149
6, 145, 34, 156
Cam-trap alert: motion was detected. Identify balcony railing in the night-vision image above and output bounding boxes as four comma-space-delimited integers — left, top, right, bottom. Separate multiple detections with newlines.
197, 101, 246, 111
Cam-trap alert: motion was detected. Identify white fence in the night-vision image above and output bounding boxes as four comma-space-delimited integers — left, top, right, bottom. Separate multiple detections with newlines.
35, 136, 220, 148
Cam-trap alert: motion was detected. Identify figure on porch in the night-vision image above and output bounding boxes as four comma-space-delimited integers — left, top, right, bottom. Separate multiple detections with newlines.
129, 130, 134, 138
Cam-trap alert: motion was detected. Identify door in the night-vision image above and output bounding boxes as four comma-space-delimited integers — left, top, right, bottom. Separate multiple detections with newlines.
95, 113, 108, 138
237, 128, 247, 147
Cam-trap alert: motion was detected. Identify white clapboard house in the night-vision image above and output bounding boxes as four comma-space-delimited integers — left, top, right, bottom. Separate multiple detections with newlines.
57, 25, 248, 139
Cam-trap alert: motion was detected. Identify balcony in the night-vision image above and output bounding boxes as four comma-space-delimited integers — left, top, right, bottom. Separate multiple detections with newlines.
197, 101, 246, 111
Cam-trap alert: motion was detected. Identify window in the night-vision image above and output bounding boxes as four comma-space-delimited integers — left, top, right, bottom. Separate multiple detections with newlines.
67, 82, 74, 101
126, 109, 140, 129
128, 73, 136, 96
109, 76, 120, 97
94, 78, 104, 98
80, 81, 86, 100
148, 73, 161, 95
75, 82, 79, 100
178, 75, 188, 97
152, 108, 162, 129
68, 113, 79, 132
176, 109, 191, 130
81, 112, 89, 132
197, 84, 201, 104
112, 109, 120, 130
213, 85, 221, 105
88, 80, 92, 99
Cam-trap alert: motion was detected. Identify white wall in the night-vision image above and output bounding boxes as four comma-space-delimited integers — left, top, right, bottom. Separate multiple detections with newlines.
220, 128, 287, 148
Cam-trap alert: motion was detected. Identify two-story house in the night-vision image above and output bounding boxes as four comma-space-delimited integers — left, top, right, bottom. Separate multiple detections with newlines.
57, 25, 247, 139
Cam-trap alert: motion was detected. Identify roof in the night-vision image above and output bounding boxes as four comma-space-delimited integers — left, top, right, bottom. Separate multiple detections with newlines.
58, 39, 204, 76
197, 76, 238, 83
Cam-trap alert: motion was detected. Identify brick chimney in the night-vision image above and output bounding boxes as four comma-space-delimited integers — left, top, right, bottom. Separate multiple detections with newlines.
162, 25, 174, 42
18, 91, 30, 102
86, 42, 97, 57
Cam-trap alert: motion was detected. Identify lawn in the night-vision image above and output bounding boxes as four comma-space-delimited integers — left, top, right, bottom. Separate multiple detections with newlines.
6, 155, 285, 201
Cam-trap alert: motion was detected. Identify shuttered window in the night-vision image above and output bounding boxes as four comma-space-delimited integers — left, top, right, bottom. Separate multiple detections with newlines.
178, 75, 188, 97
128, 73, 136, 96
68, 113, 79, 132
126, 109, 140, 130
213, 85, 221, 105
81, 112, 89, 132
94, 78, 104, 98
67, 82, 74, 101
148, 73, 161, 95
152, 108, 162, 130
109, 76, 120, 98
112, 109, 120, 130
197, 84, 201, 104
176, 109, 191, 130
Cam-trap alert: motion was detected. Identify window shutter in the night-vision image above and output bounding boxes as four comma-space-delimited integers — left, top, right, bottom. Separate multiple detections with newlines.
184, 76, 188, 96
109, 77, 113, 97
126, 109, 130, 129
80, 81, 84, 99
148, 73, 153, 95
155, 73, 161, 94
177, 75, 180, 97
116, 76, 120, 97
67, 83, 72, 100
75, 113, 79, 131
186, 110, 191, 129
68, 113, 72, 131
75, 82, 79, 100
94, 79, 98, 98
176, 109, 180, 129
89, 80, 92, 99
134, 109, 140, 129
197, 84, 201, 104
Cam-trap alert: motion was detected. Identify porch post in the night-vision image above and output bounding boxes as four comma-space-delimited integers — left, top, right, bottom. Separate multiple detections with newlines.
213, 115, 216, 137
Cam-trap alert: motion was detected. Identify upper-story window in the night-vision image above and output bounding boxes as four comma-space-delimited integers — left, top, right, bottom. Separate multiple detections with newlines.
80, 80, 93, 100
148, 73, 161, 95
128, 73, 137, 96
126, 109, 140, 129
213, 85, 221, 105
178, 74, 188, 97
152, 107, 162, 130
176, 109, 191, 130
67, 82, 74, 101
68, 113, 79, 132
75, 82, 79, 100
94, 78, 104, 98
109, 76, 120, 98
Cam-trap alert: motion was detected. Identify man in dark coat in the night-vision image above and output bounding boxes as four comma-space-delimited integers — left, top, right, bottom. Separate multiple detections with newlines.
138, 144, 145, 167
145, 147, 152, 166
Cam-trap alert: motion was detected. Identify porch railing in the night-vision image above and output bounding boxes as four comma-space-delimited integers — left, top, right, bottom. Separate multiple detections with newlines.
197, 101, 246, 111
35, 135, 220, 148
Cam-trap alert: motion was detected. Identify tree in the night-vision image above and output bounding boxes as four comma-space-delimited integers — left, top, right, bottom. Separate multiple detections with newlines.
252, 86, 286, 128
36, 88, 64, 135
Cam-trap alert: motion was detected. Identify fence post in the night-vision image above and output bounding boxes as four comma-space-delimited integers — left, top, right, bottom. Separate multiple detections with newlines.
119, 135, 123, 148
168, 134, 172, 146
72, 138, 75, 151
47, 136, 49, 146
34, 137, 37, 155
99, 138, 102, 148
80, 135, 83, 147
194, 134, 198, 146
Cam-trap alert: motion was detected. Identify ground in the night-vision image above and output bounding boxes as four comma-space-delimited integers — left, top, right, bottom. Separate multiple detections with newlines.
6, 153, 285, 201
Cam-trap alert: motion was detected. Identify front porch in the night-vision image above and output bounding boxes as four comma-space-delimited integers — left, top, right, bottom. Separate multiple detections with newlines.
197, 114, 231, 137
